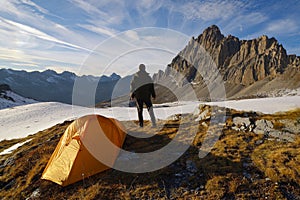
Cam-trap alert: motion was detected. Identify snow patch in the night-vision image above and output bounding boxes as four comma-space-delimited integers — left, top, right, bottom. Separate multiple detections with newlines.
0, 101, 198, 141
207, 96, 300, 114
0, 96, 299, 141
0, 139, 32, 155
46, 77, 58, 83
261, 88, 300, 97
0, 91, 37, 109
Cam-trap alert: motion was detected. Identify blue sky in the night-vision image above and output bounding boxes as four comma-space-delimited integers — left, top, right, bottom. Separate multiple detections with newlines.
0, 0, 299, 76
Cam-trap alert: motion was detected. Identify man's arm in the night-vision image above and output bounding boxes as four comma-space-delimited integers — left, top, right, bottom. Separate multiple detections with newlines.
151, 83, 156, 99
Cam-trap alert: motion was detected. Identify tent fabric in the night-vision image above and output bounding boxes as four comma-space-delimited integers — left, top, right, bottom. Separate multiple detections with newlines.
41, 115, 126, 186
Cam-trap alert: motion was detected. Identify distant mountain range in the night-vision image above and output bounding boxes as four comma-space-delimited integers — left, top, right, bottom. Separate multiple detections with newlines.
0, 69, 131, 106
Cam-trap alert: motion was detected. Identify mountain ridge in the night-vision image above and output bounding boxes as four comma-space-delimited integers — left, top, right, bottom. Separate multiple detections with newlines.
155, 25, 300, 101
0, 68, 124, 105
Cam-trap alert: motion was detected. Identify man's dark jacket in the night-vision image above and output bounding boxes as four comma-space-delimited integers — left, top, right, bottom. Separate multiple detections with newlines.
130, 70, 156, 100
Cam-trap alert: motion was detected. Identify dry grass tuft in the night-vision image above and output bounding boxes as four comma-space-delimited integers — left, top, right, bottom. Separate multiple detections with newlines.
252, 137, 300, 184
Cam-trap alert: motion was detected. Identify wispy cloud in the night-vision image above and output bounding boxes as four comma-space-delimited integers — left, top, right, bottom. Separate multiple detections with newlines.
0, 17, 92, 52
0, 0, 100, 48
18, 0, 49, 15
222, 12, 268, 36
242, 18, 300, 42
0, 48, 29, 62
69, 0, 126, 26
266, 19, 299, 35
78, 24, 116, 37
124, 30, 140, 41
171, 0, 248, 22
68, 0, 107, 18
135, 0, 165, 20
286, 47, 300, 55
0, 0, 104, 73
0, 44, 86, 71
10, 62, 39, 67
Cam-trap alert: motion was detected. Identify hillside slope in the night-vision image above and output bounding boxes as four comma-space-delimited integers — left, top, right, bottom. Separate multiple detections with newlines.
0, 106, 299, 199
0, 84, 37, 109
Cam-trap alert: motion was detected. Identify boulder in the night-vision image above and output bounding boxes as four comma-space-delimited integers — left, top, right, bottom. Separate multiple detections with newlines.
232, 117, 251, 131
254, 119, 273, 135
279, 119, 300, 134
194, 104, 211, 122
254, 119, 295, 142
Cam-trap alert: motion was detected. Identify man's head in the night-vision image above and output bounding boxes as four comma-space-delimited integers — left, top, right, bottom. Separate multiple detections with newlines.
139, 64, 146, 71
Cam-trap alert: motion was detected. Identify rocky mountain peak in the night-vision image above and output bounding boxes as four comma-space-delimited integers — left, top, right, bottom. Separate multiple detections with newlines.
242, 35, 283, 56
201, 25, 223, 40
173, 25, 297, 85
288, 54, 300, 67
42, 69, 58, 76
110, 73, 121, 80
157, 25, 300, 100
196, 25, 224, 50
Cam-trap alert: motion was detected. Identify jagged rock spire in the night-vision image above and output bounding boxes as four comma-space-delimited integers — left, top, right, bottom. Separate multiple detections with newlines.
166, 24, 299, 86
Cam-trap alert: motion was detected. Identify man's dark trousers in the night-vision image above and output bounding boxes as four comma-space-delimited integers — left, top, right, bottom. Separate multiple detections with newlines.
135, 98, 156, 127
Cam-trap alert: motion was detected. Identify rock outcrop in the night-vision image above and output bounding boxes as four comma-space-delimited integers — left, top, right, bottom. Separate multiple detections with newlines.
194, 104, 298, 143
0, 84, 11, 93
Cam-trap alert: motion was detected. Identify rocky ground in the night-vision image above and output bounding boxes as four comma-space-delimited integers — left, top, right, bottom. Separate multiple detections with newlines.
0, 105, 299, 199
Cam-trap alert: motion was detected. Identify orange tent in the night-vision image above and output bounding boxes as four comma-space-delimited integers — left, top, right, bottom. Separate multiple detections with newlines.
41, 115, 126, 186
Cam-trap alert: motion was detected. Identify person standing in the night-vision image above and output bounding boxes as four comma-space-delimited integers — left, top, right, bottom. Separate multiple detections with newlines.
130, 64, 156, 127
